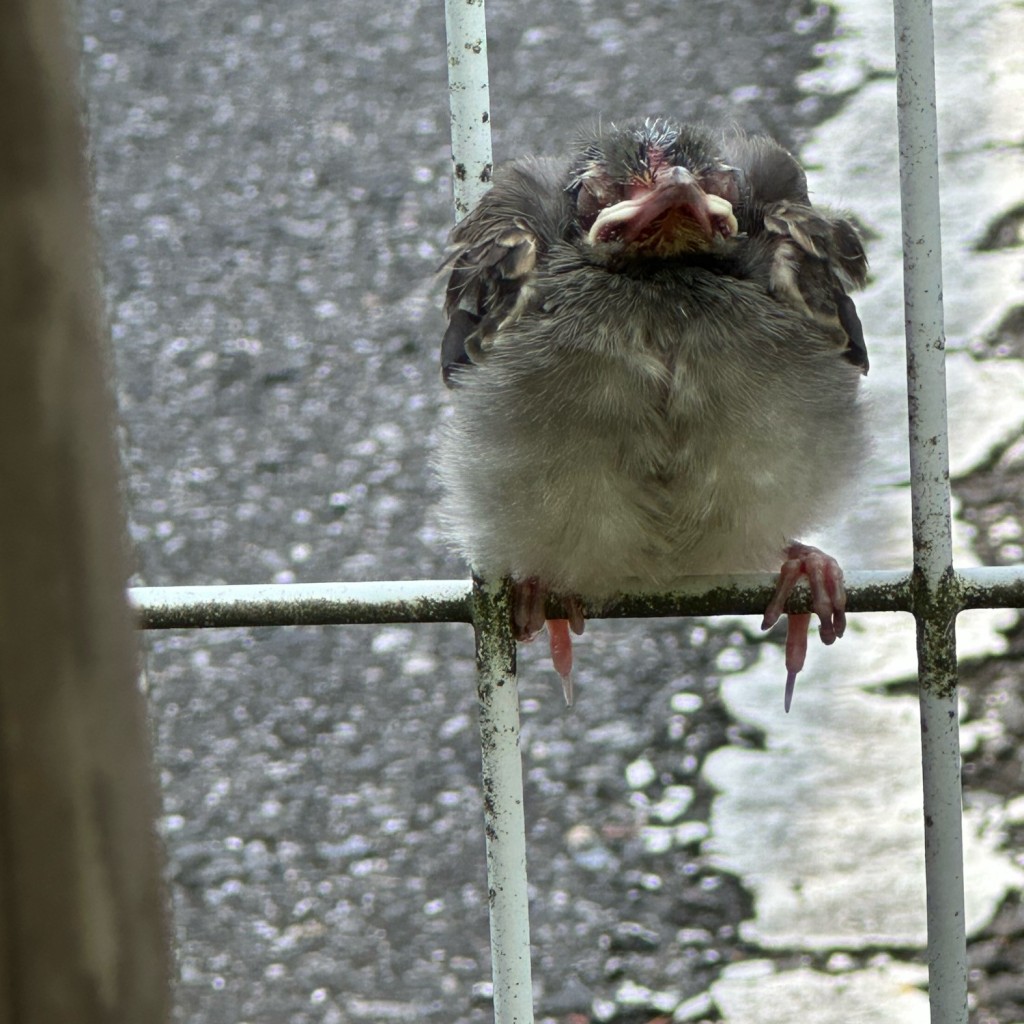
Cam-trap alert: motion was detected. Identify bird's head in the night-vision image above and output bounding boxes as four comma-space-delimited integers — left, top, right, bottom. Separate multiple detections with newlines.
567, 119, 742, 257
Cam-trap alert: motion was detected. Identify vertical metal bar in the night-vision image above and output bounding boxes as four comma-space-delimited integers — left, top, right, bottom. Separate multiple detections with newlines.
893, 2, 967, 1022
472, 577, 534, 1024
894, 0, 954, 582
445, 6, 526, 1017
444, 0, 494, 221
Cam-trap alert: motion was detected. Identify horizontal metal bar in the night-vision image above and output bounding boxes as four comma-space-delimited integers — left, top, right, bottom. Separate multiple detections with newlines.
957, 566, 1024, 610
129, 580, 475, 629
128, 567, 1023, 630
567, 569, 914, 619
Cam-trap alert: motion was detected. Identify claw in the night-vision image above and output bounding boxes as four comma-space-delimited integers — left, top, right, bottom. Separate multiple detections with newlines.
511, 581, 585, 705
566, 595, 586, 636
548, 618, 574, 706
783, 612, 810, 712
764, 544, 847, 711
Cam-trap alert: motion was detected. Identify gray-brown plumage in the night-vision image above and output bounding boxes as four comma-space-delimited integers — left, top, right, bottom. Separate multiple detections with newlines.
720, 130, 869, 371
436, 119, 869, 708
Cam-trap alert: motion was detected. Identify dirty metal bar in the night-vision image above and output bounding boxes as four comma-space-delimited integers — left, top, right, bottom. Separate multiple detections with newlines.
130, 580, 473, 629
472, 578, 534, 1024
444, 0, 493, 221
556, 569, 914, 620
129, 570, 918, 631
443, 8, 515, 1009
894, 0, 967, 1021
958, 566, 1024, 609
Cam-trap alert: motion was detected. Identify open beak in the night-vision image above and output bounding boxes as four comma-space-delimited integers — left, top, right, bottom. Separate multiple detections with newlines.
587, 166, 738, 251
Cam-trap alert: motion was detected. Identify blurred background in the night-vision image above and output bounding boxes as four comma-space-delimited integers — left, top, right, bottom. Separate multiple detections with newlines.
78, 0, 1024, 1021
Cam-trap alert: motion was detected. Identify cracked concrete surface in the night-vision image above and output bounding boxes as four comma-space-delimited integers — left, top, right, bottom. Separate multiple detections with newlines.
703, 0, 1024, 1017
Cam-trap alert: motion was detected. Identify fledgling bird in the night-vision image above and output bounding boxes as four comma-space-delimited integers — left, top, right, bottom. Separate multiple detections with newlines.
436, 118, 869, 710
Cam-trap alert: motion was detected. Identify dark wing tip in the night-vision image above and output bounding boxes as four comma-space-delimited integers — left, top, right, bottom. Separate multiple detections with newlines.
836, 291, 869, 374
440, 308, 480, 387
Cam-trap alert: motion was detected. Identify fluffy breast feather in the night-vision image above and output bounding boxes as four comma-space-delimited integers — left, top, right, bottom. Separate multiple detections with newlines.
436, 258, 865, 598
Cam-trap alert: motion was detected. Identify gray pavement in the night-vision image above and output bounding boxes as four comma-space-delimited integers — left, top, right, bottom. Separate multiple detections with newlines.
77, 0, 1024, 1021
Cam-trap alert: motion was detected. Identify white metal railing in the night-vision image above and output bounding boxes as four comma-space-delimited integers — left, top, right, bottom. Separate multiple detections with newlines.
128, 1, 1024, 1022
893, 0, 966, 1016
131, 568, 1024, 1024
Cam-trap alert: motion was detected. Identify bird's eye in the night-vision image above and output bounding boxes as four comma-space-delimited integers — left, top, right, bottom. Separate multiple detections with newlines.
701, 165, 744, 207
575, 176, 622, 231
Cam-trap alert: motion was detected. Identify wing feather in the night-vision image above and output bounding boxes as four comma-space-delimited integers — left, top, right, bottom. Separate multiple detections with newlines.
440, 158, 570, 387
720, 131, 870, 374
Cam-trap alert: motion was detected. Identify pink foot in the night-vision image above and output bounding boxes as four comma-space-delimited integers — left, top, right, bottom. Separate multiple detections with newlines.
761, 543, 847, 712
511, 579, 585, 705
512, 578, 547, 641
